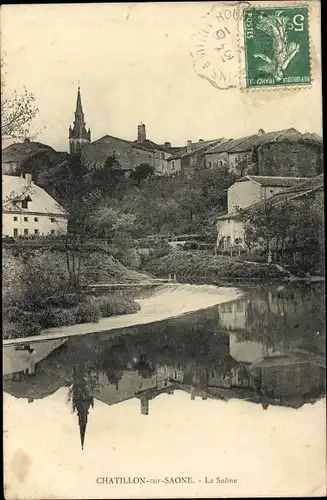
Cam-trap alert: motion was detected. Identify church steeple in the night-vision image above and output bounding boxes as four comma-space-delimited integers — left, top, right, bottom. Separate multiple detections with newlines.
69, 86, 91, 155
72, 364, 94, 450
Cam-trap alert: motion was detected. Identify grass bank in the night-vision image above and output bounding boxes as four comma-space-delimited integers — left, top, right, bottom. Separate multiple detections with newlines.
142, 250, 288, 282
3, 247, 147, 340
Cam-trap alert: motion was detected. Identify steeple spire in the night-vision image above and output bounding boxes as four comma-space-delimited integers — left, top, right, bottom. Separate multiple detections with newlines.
72, 364, 94, 451
69, 85, 91, 155
75, 86, 84, 118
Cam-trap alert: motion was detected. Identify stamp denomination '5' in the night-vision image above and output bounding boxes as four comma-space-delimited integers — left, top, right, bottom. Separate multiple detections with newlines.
243, 6, 311, 88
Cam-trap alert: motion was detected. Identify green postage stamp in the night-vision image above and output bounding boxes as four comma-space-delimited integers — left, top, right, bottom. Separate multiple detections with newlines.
243, 6, 311, 88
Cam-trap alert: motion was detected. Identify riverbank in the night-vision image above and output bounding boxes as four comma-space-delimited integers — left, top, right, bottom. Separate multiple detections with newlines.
3, 247, 154, 340
142, 250, 289, 282
3, 284, 242, 345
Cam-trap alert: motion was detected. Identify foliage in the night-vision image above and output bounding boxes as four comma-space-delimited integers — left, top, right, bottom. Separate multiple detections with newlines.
36, 307, 77, 328
91, 295, 140, 317
1, 56, 39, 141
235, 198, 324, 265
4, 250, 67, 310
74, 302, 101, 324
130, 163, 155, 185
117, 166, 235, 237
142, 250, 287, 281
37, 154, 138, 286
2, 247, 144, 339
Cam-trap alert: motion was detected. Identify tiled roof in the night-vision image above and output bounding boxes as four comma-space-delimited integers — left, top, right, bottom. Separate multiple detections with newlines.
218, 175, 324, 220
133, 139, 173, 153
206, 128, 322, 154
237, 175, 309, 188
2, 141, 56, 163
273, 173, 324, 195
2, 175, 67, 216
167, 138, 224, 160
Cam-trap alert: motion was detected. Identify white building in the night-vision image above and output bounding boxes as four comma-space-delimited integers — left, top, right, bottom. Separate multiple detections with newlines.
216, 175, 308, 250
2, 174, 68, 237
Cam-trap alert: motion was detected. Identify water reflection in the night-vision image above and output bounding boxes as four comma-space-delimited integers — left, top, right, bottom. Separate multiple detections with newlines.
3, 284, 326, 450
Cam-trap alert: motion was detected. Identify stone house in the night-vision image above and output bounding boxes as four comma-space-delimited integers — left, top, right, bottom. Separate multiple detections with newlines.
205, 128, 323, 178
132, 124, 182, 175
81, 123, 179, 175
2, 139, 56, 175
165, 138, 224, 176
216, 175, 323, 250
2, 173, 68, 237
81, 133, 155, 173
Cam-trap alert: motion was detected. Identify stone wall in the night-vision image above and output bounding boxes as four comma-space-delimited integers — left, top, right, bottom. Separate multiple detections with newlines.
82, 136, 154, 171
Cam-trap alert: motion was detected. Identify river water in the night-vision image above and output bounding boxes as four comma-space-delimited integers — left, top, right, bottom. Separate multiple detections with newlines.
3, 283, 326, 498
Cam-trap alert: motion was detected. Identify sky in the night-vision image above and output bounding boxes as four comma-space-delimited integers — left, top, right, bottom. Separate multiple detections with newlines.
1, 2, 323, 152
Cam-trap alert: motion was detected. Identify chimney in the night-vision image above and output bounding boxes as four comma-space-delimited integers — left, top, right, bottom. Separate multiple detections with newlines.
198, 139, 204, 142
186, 140, 192, 153
24, 138, 31, 143
258, 128, 265, 136
164, 142, 171, 148
137, 123, 146, 142
25, 173, 32, 187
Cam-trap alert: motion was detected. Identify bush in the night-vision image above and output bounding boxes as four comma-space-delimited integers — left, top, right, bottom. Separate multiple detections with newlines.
74, 302, 101, 324
92, 295, 140, 317
183, 241, 199, 250
142, 250, 287, 281
36, 307, 77, 328
3, 320, 43, 339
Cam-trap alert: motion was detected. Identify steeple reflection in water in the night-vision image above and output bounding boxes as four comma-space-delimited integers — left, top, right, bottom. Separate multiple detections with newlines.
3, 284, 325, 450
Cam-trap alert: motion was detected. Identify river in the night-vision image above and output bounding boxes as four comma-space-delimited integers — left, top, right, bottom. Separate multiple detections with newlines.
3, 283, 326, 498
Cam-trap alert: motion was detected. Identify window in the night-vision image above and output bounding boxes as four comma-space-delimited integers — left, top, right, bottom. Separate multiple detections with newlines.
212, 371, 215, 378
171, 161, 175, 170
226, 236, 231, 247
13, 228, 18, 237
34, 217, 38, 222
13, 216, 18, 221
24, 216, 28, 222
50, 217, 56, 223
50, 229, 55, 235
161, 152, 165, 159
22, 199, 28, 209
24, 229, 29, 235
227, 219, 230, 224
34, 229, 39, 235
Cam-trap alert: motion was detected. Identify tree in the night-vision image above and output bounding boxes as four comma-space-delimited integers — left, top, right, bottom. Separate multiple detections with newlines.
1, 55, 39, 141
88, 154, 128, 196
130, 163, 155, 186
38, 154, 138, 286
236, 197, 324, 265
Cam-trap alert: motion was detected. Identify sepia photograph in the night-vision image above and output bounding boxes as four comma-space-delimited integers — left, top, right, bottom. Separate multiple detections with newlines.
2, 1, 325, 498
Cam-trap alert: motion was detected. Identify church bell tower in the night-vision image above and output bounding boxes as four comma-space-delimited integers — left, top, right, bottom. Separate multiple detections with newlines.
69, 86, 91, 155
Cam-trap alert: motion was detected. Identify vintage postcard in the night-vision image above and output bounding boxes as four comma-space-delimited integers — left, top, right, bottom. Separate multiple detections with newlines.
2, 1, 325, 499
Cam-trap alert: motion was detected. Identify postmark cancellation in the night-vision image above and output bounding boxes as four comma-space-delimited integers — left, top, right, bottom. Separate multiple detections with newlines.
190, 1, 314, 91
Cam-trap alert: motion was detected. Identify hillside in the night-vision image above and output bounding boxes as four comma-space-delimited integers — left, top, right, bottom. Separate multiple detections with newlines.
3, 246, 151, 284
142, 250, 287, 282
